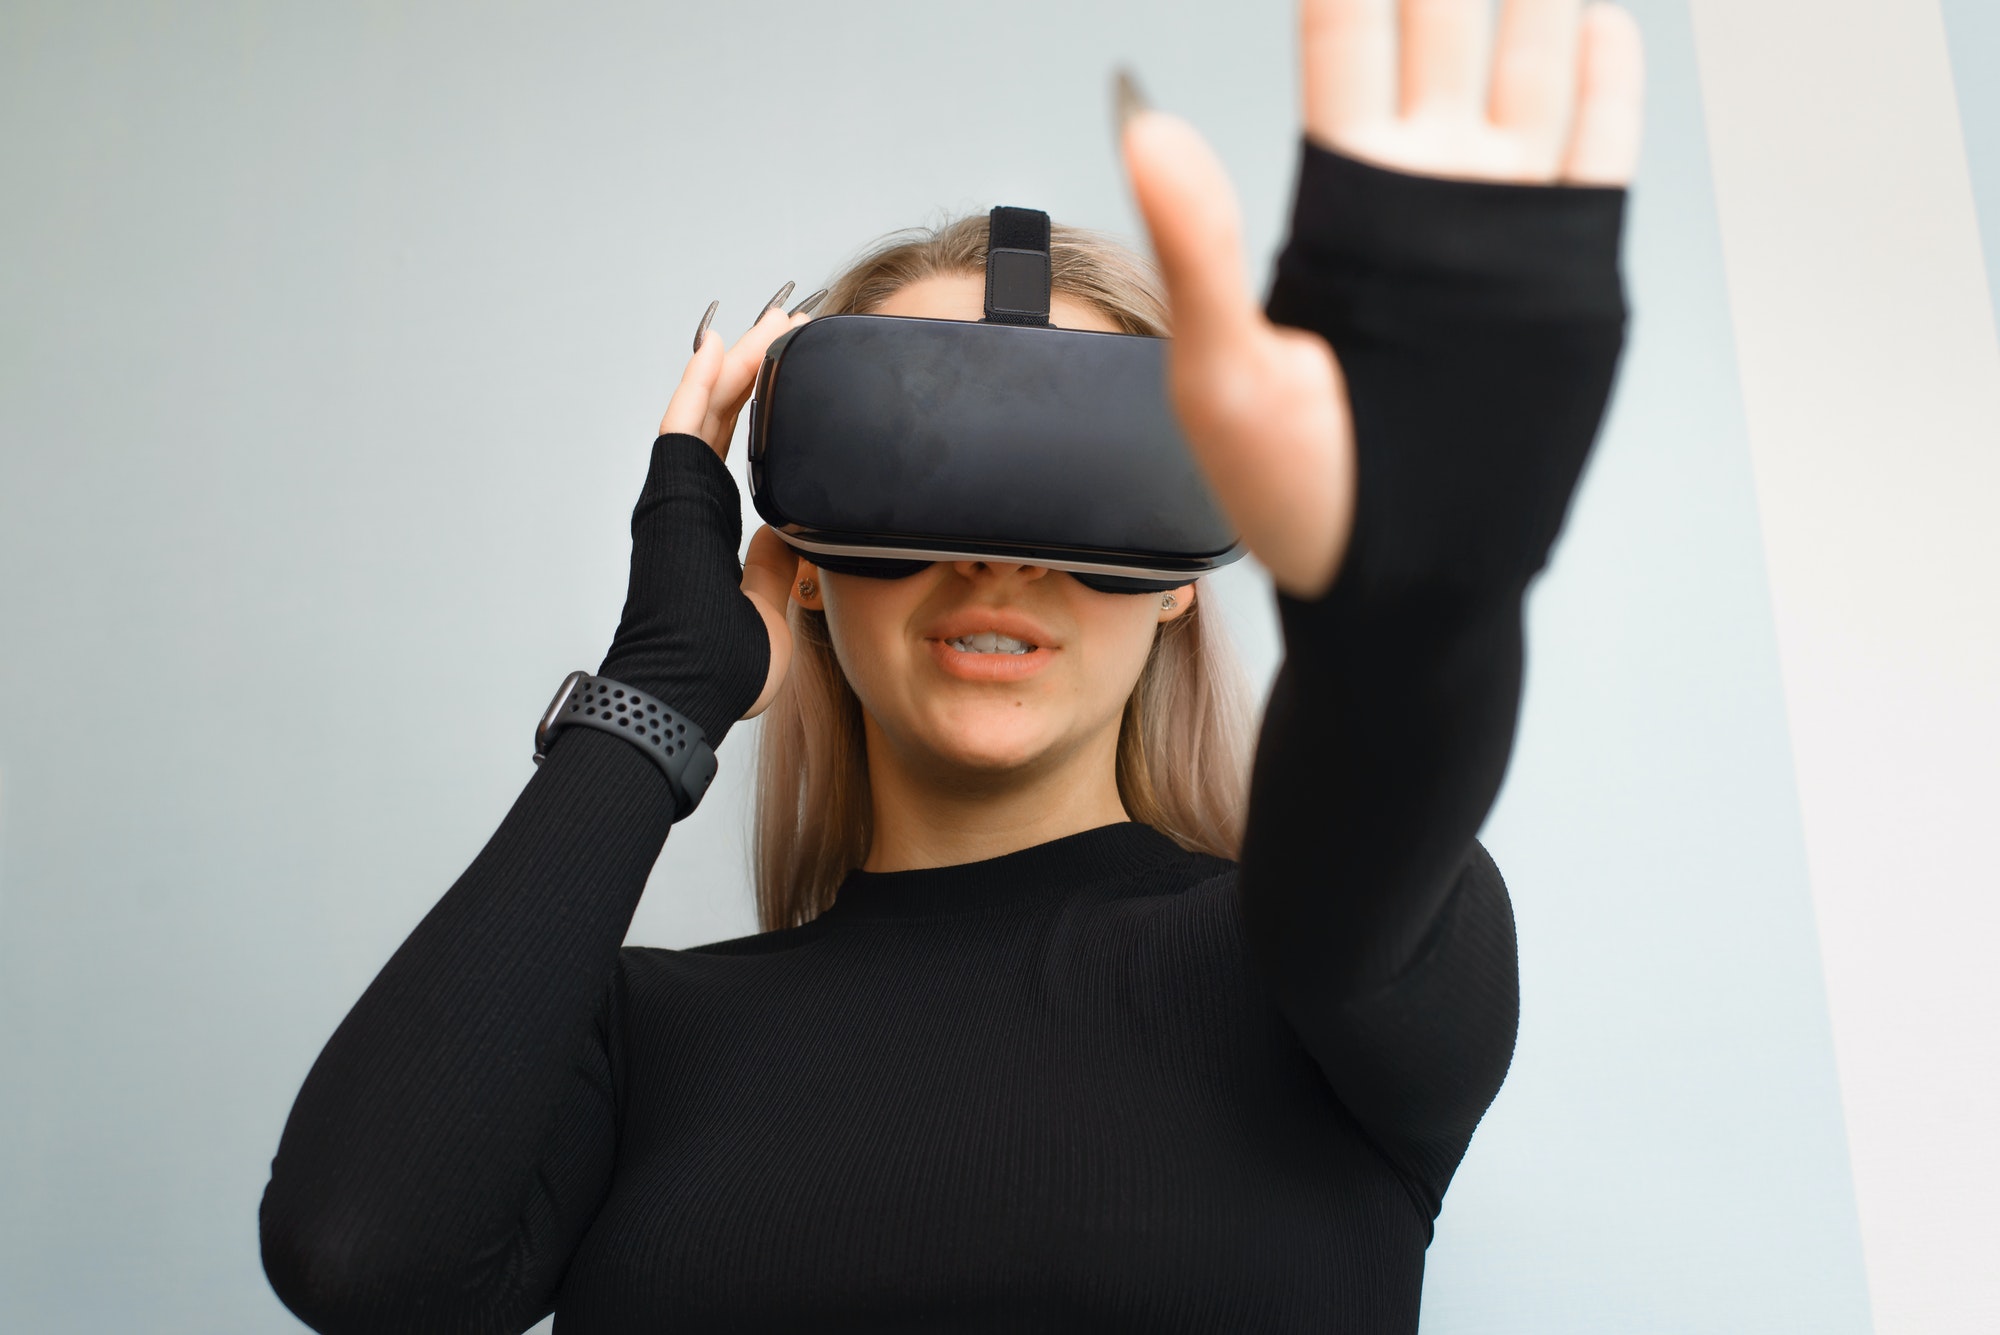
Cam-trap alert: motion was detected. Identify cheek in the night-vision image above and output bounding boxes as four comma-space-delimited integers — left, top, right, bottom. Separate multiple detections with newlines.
1072, 603, 1163, 702
820, 582, 923, 705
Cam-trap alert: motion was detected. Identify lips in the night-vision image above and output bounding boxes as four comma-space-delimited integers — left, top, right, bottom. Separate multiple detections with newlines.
921, 608, 1059, 649
922, 607, 1060, 683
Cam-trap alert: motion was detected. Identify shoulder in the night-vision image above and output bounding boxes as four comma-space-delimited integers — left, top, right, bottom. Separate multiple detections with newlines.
1083, 833, 1239, 913
616, 916, 833, 980
1081, 842, 1245, 957
677, 918, 832, 956
1457, 838, 1512, 914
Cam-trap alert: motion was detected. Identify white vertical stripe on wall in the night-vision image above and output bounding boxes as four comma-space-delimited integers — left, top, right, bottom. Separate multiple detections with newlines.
1688, 1, 2000, 1330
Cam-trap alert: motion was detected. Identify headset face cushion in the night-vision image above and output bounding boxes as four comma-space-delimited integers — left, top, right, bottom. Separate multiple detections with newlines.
799, 550, 1188, 594
801, 552, 932, 581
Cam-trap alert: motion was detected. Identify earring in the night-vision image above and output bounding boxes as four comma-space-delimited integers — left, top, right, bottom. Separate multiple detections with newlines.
796, 578, 818, 601
1160, 593, 1177, 611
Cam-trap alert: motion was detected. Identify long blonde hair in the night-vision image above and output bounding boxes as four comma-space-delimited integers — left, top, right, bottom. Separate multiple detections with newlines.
751, 213, 1254, 930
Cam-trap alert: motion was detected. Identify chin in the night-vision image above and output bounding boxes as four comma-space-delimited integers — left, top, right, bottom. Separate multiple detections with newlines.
916, 705, 1065, 775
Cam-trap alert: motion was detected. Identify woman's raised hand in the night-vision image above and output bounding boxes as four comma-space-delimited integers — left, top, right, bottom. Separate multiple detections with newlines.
659, 283, 824, 461
1120, 0, 1645, 600
657, 285, 825, 719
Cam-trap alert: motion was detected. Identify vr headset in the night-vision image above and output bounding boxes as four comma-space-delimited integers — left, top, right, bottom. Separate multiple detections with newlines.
746, 206, 1243, 594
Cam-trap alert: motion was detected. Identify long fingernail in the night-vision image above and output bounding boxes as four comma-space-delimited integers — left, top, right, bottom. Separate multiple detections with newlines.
787, 287, 829, 317
693, 299, 719, 353
756, 280, 796, 323
1113, 67, 1149, 135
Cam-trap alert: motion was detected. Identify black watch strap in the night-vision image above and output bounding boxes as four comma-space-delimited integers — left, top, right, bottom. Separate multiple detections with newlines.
533, 671, 717, 820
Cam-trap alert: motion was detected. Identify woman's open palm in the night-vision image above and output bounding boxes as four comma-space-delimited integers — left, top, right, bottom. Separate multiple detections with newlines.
1122, 0, 1645, 599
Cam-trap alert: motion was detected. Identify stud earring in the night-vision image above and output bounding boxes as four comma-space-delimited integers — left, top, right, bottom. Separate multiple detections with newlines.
797, 578, 818, 601
1160, 593, 1177, 611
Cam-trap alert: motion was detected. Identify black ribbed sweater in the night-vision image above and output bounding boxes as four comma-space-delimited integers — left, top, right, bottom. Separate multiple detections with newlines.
258, 142, 1628, 1333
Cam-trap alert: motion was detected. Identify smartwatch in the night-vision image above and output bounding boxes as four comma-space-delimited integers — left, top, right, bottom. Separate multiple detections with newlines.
534, 670, 717, 821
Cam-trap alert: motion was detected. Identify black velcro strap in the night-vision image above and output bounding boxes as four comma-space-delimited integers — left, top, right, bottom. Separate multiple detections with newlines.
984, 205, 1051, 326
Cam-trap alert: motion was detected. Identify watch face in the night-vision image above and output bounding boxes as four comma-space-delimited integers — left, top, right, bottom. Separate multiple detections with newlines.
535, 670, 589, 758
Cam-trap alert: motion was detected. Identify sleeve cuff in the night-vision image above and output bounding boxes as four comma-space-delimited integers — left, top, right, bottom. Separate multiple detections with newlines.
634, 433, 745, 555
1267, 137, 1628, 330
1261, 139, 1631, 602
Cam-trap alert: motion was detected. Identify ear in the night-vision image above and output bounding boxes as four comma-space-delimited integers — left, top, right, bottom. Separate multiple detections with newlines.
1157, 581, 1195, 623
793, 559, 827, 611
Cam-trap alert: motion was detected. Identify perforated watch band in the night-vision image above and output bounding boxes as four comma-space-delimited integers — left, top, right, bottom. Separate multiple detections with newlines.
533, 670, 717, 820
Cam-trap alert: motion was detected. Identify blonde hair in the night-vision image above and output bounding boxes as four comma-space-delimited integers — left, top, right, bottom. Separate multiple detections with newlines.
751, 213, 1254, 931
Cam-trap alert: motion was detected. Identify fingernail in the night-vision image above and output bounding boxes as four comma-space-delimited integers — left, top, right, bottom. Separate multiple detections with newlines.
756, 280, 796, 323
693, 299, 719, 353
787, 287, 829, 317
1113, 67, 1149, 135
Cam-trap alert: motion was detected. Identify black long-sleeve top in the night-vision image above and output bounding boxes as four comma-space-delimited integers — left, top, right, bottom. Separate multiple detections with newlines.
258, 141, 1628, 1334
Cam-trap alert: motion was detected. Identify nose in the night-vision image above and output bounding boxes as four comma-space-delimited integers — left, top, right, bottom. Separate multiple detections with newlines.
950, 558, 1051, 583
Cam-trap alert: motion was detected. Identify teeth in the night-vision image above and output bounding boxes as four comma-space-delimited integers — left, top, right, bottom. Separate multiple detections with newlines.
946, 631, 1035, 654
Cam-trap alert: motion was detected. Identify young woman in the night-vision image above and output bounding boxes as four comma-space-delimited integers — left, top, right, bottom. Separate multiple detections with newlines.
260, 2, 1644, 1331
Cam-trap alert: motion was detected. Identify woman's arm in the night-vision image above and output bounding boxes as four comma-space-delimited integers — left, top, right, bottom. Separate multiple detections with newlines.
259, 731, 666, 1334
258, 432, 772, 1334
1241, 139, 1628, 1214
1120, 1, 1642, 1216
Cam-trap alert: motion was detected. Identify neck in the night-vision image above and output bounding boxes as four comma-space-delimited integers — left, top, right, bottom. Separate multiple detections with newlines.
859, 715, 1131, 873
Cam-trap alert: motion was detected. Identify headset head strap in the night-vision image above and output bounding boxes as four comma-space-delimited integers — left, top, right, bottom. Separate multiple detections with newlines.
983, 205, 1052, 327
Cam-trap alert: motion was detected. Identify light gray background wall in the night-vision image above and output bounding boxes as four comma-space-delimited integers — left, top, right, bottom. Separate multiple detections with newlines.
1686, 2, 2000, 1328
0, 1, 1922, 1330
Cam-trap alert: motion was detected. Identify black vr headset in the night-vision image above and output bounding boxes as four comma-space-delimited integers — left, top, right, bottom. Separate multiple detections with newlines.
746, 206, 1244, 594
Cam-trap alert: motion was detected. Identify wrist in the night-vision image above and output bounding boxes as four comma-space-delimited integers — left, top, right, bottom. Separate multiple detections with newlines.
1264, 140, 1630, 598
596, 611, 767, 746
600, 432, 771, 743
536, 671, 718, 820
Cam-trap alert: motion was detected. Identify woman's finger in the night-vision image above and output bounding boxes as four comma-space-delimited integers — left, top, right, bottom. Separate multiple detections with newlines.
1560, 2, 1645, 185
1301, 0, 1398, 146
726, 297, 807, 400
1489, 0, 1584, 170
1401, 0, 1491, 117
710, 303, 814, 448
658, 310, 728, 449
739, 525, 800, 719
1120, 109, 1262, 364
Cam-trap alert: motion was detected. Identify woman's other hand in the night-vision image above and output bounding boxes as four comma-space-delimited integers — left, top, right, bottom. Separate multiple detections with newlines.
657, 284, 825, 718
660, 283, 824, 459
1119, 0, 1645, 600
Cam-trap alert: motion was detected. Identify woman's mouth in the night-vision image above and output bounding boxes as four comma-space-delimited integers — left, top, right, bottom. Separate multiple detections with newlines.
922, 605, 1059, 682
927, 634, 1054, 681
943, 631, 1036, 655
